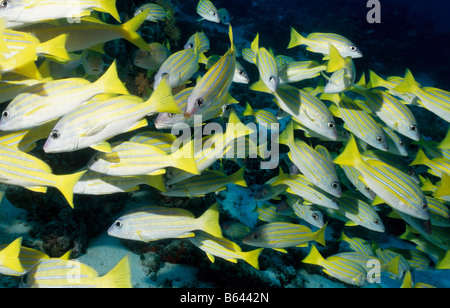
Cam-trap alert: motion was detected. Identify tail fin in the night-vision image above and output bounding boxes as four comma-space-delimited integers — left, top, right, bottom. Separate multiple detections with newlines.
146, 78, 180, 114
278, 120, 294, 146
302, 244, 325, 266
11, 47, 42, 80
393, 69, 419, 94
97, 0, 121, 23
98, 255, 132, 288
400, 270, 414, 288
0, 237, 24, 273
287, 27, 306, 49
435, 249, 450, 270
121, 9, 151, 51
251, 33, 259, 54
409, 148, 430, 167
312, 222, 327, 246
228, 25, 234, 52
368, 70, 389, 89
55, 170, 87, 208
171, 140, 200, 175
37, 34, 70, 61
433, 173, 450, 199
326, 44, 345, 73
93, 60, 129, 95
333, 135, 364, 168
242, 248, 264, 270
227, 167, 247, 187
243, 102, 255, 116
142, 174, 166, 192
198, 203, 223, 238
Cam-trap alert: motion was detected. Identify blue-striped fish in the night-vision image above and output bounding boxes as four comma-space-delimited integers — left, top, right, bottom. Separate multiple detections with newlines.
355, 88, 420, 141
271, 170, 339, 210
221, 221, 251, 240
376, 248, 410, 279
256, 203, 293, 224
278, 60, 326, 84
333, 135, 429, 220
279, 121, 342, 197
242, 222, 327, 253
0, 241, 49, 276
73, 170, 166, 195
251, 33, 279, 92
285, 193, 325, 228
22, 255, 131, 288
134, 3, 167, 22
325, 94, 388, 151
0, 60, 129, 131
162, 167, 247, 198
199, 54, 250, 84
189, 230, 263, 269
43, 78, 180, 153
425, 196, 450, 227
87, 140, 199, 177
287, 28, 363, 58
302, 245, 368, 286
410, 148, 450, 178
242, 47, 256, 64
394, 69, 450, 123
0, 0, 121, 28
153, 33, 201, 89
185, 25, 235, 118
196, 0, 220, 23
339, 232, 375, 256
341, 165, 377, 200
0, 144, 86, 208
250, 82, 338, 141
323, 44, 356, 94
368, 70, 419, 105
333, 192, 385, 232
108, 203, 222, 241
184, 31, 210, 54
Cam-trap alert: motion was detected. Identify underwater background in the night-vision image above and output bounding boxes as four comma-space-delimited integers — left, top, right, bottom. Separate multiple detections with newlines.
0, 0, 449, 288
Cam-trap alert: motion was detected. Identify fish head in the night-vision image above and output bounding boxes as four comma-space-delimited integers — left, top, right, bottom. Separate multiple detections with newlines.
184, 94, 206, 118
107, 217, 137, 241
86, 152, 111, 174
266, 75, 280, 92
154, 112, 182, 129
344, 45, 363, 59
0, 106, 26, 131
241, 229, 264, 247
43, 127, 77, 153
234, 63, 250, 84
401, 123, 421, 142
0, 0, 24, 20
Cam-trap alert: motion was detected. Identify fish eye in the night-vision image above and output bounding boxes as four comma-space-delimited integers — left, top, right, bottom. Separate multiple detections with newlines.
410, 124, 417, 131
399, 140, 405, 147
364, 186, 371, 192
2, 110, 9, 119
50, 130, 60, 140
114, 220, 123, 229
0, 0, 10, 8
349, 46, 357, 52
374, 219, 381, 225
238, 70, 245, 76
188, 43, 193, 49
223, 105, 230, 111
212, 12, 217, 16
93, 155, 99, 162
167, 113, 174, 117
195, 98, 204, 108
331, 182, 339, 189
421, 202, 428, 210
311, 213, 319, 221
252, 233, 259, 240
327, 122, 335, 129
341, 130, 348, 136
269, 76, 276, 83
376, 136, 384, 143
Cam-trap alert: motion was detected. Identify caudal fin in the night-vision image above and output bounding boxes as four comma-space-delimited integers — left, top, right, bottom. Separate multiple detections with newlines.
393, 69, 420, 94
409, 148, 430, 167
0, 237, 24, 274
94, 60, 129, 95
302, 244, 325, 266
312, 222, 327, 246
171, 140, 200, 175
198, 203, 223, 238
98, 255, 132, 288
96, 0, 121, 22
146, 78, 180, 114
242, 248, 264, 270
37, 34, 71, 61
287, 27, 306, 49
228, 167, 247, 187
55, 170, 87, 208
333, 135, 364, 168
121, 9, 151, 51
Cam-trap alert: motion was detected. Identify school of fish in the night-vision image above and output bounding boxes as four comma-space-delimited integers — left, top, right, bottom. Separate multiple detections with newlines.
0, 0, 449, 288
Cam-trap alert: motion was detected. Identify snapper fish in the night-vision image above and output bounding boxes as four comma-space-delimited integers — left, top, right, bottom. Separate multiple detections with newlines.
134, 41, 170, 71
134, 3, 167, 22
288, 28, 363, 59
0, 0, 121, 29
323, 44, 356, 94
0, 60, 128, 132
184, 31, 210, 54
250, 33, 279, 92
43, 78, 180, 153
184, 25, 235, 118
108, 203, 222, 242
196, 0, 220, 23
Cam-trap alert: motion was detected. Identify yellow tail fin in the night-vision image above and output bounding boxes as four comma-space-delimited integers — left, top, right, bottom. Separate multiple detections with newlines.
98, 255, 132, 288
146, 78, 180, 114
0, 237, 24, 273
94, 60, 129, 95
333, 135, 364, 167
313, 222, 327, 246
242, 248, 264, 270
55, 170, 87, 208
97, 0, 121, 22
368, 70, 388, 89
37, 34, 70, 61
198, 203, 223, 238
434, 173, 450, 199
409, 148, 430, 167
121, 9, 151, 52
287, 27, 306, 49
326, 44, 346, 73
228, 167, 247, 187
142, 174, 167, 192
278, 120, 294, 146
302, 244, 325, 266
171, 140, 200, 175
9, 46, 42, 80
393, 69, 419, 94
242, 102, 255, 116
